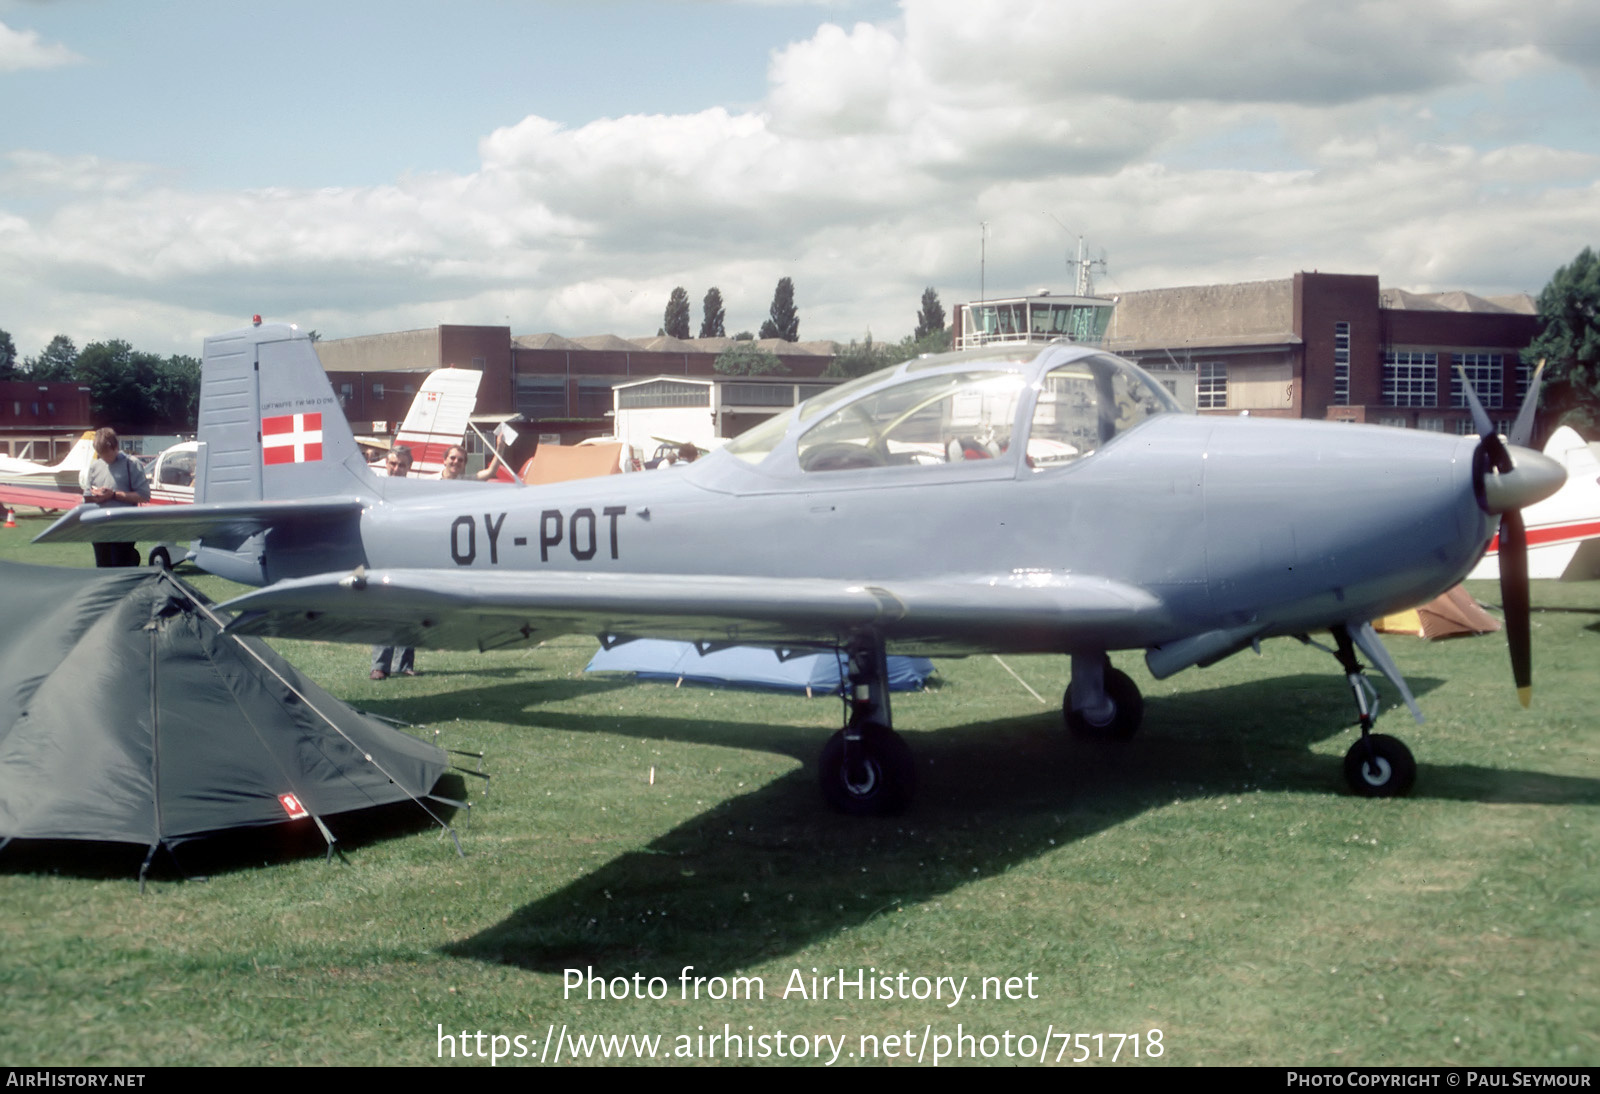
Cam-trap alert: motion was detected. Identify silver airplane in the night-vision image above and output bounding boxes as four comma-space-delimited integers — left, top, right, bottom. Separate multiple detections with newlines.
36, 322, 1565, 815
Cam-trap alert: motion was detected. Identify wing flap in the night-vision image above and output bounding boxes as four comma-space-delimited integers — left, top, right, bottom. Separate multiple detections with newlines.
220, 568, 1170, 654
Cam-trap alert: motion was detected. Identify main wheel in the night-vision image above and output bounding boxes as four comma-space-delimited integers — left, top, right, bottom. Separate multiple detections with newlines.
148, 546, 172, 570
1343, 734, 1417, 797
1063, 667, 1144, 740
818, 726, 915, 816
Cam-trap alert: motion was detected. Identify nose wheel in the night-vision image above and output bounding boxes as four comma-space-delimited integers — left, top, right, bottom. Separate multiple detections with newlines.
1343, 734, 1417, 797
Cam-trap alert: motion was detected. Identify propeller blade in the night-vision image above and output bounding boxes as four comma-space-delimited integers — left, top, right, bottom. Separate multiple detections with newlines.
1508, 359, 1545, 449
1456, 364, 1496, 440
1498, 508, 1532, 707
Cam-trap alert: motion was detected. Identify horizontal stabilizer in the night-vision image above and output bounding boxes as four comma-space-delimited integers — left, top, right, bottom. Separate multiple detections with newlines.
33, 497, 370, 545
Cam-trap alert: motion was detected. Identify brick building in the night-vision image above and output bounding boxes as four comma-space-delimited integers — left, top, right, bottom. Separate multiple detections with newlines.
0, 379, 94, 460
1102, 272, 1540, 434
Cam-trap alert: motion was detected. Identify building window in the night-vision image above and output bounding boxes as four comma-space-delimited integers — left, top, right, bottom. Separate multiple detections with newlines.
1450, 353, 1503, 409
372, 382, 384, 399
515, 375, 567, 416
1514, 360, 1535, 405
1197, 362, 1227, 409
1382, 351, 1437, 407
575, 378, 615, 417
1333, 321, 1351, 406
1418, 416, 1444, 432
472, 356, 487, 369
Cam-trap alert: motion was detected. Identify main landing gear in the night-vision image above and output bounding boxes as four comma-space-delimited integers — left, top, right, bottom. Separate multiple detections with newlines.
817, 637, 915, 816
1327, 623, 1418, 797
1062, 652, 1144, 740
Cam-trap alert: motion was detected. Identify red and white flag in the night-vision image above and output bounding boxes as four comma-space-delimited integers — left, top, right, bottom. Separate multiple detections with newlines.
262, 413, 323, 465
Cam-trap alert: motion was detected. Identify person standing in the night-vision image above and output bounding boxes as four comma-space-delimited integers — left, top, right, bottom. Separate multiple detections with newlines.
370, 446, 416, 679
82, 427, 150, 567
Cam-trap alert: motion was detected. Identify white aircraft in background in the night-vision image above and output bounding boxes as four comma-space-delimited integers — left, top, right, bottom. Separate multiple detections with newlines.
0, 433, 97, 511
1468, 425, 1600, 580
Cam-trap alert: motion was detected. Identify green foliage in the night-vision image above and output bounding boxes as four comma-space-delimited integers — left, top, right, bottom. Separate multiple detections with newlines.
824, 332, 891, 379
713, 341, 788, 376
1529, 246, 1600, 438
732, 330, 754, 341
824, 328, 953, 379
69, 340, 201, 432
0, 328, 15, 381
914, 286, 946, 340
24, 335, 77, 382
699, 287, 726, 339
758, 276, 799, 342
663, 286, 691, 341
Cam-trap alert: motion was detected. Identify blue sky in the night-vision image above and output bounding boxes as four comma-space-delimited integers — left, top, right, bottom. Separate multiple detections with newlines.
2, 0, 1597, 358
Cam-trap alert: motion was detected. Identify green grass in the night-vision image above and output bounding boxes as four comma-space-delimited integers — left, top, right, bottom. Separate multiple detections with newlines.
1, 511, 1597, 1066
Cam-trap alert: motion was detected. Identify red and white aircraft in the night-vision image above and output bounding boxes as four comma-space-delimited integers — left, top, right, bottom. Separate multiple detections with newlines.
1468, 425, 1600, 580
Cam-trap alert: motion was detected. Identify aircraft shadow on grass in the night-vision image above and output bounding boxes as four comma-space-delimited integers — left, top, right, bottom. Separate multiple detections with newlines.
438, 673, 1600, 978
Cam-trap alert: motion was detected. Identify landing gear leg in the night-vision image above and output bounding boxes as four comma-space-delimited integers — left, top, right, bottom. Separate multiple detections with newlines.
818, 635, 914, 815
1063, 652, 1143, 739
1330, 624, 1417, 797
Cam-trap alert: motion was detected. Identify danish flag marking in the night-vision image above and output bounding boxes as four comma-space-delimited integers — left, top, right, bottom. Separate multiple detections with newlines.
262, 413, 323, 465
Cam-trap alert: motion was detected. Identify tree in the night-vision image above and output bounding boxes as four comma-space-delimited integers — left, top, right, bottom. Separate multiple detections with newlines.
825, 332, 890, 379
1529, 246, 1600, 438
699, 287, 726, 339
0, 328, 16, 381
663, 286, 691, 341
23, 334, 77, 381
758, 277, 799, 342
914, 287, 946, 340
713, 342, 788, 376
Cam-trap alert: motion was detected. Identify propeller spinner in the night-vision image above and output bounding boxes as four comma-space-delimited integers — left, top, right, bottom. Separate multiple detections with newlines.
1459, 362, 1565, 706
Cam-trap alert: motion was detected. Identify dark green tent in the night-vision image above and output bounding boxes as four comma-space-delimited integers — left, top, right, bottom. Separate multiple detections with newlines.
0, 562, 449, 873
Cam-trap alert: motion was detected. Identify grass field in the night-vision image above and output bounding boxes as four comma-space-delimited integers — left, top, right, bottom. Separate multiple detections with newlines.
1, 512, 1596, 1067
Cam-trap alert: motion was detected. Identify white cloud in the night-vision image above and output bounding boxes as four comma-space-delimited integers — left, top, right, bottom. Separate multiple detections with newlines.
0, 20, 82, 72
2, 0, 1597, 356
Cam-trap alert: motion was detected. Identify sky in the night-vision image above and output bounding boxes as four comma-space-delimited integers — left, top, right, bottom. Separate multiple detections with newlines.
2, 0, 1597, 359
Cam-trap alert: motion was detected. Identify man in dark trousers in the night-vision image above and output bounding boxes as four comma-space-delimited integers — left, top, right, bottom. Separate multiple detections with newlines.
83, 427, 150, 567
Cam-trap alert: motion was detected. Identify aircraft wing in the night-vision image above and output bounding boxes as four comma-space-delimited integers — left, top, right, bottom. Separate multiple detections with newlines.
220, 568, 1172, 655
33, 497, 370, 545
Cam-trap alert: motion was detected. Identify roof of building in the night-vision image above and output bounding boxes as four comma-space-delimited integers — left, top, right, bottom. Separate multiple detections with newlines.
1380, 289, 1538, 315
513, 333, 585, 351
1104, 278, 1296, 350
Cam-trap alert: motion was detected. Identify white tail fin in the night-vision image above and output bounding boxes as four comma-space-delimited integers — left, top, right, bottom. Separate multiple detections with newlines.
393, 367, 482, 477
197, 323, 376, 504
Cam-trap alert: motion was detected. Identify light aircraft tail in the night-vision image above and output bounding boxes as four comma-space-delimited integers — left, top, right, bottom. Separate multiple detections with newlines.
393, 367, 482, 477
196, 322, 378, 505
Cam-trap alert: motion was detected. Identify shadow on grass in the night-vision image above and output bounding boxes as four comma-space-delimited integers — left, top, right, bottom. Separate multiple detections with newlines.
445, 673, 1600, 976
0, 774, 468, 883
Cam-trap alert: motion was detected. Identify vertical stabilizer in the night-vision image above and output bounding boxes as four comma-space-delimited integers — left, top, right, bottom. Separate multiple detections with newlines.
393, 367, 482, 477
196, 324, 375, 504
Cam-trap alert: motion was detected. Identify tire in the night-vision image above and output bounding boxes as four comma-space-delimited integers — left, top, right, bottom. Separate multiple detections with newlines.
1343, 734, 1417, 797
1063, 667, 1144, 740
148, 546, 171, 570
818, 727, 915, 816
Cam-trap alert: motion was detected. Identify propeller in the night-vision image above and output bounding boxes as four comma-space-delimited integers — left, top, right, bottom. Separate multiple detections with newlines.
1458, 361, 1562, 707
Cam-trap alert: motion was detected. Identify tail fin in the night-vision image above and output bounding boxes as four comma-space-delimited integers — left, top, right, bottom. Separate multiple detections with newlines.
197, 323, 376, 504
393, 367, 482, 477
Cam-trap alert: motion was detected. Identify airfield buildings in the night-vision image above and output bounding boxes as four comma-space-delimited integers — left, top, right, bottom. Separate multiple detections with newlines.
310, 270, 1542, 447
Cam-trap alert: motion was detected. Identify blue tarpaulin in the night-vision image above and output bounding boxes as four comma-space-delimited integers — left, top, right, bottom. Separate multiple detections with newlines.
585, 640, 936, 695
